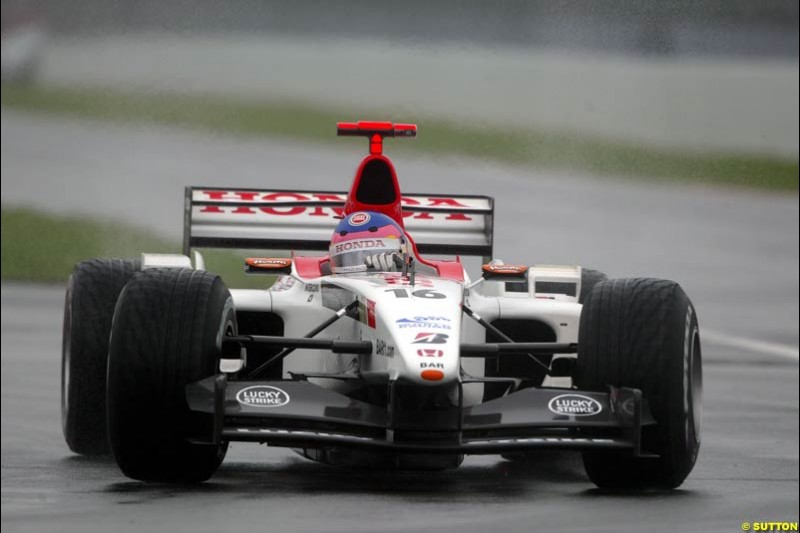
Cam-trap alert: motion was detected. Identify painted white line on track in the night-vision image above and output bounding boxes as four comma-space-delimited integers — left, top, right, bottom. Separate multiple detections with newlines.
702, 329, 799, 362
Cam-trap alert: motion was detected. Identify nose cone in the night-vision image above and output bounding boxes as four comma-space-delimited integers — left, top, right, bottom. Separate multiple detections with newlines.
387, 303, 462, 386
339, 273, 464, 385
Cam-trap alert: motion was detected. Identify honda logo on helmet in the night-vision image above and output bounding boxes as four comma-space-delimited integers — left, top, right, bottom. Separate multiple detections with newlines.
333, 240, 388, 253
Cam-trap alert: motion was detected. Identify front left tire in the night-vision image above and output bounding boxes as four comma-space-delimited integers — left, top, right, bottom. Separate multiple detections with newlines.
576, 278, 702, 490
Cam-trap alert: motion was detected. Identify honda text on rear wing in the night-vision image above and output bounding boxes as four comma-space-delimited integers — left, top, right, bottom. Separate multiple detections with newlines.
184, 188, 493, 258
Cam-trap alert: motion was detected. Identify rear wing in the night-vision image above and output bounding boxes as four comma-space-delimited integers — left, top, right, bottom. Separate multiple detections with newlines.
183, 187, 494, 258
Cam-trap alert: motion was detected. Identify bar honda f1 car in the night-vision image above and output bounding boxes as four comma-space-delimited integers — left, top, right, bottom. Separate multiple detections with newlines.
61, 121, 702, 489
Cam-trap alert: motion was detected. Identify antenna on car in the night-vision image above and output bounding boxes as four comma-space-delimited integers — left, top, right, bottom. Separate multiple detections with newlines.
401, 237, 410, 278
336, 121, 417, 155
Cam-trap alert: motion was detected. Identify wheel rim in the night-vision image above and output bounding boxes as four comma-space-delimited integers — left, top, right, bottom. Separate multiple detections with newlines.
61, 282, 72, 434
690, 327, 703, 439
218, 296, 238, 360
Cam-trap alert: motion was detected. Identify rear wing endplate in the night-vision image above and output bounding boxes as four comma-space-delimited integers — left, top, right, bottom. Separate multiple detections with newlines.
183, 187, 494, 258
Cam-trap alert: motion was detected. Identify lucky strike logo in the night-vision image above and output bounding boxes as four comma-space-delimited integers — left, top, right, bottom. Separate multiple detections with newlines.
349, 212, 370, 226
236, 386, 290, 408
417, 349, 444, 357
547, 394, 602, 416
197, 191, 473, 221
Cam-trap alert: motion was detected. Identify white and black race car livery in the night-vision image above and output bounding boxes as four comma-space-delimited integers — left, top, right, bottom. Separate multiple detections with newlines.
61, 121, 702, 489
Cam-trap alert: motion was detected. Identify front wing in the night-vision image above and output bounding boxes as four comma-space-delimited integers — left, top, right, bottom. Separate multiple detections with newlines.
186, 377, 656, 456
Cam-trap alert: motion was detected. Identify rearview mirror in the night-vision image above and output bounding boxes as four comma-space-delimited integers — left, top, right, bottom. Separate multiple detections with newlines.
481, 263, 528, 282
245, 257, 293, 275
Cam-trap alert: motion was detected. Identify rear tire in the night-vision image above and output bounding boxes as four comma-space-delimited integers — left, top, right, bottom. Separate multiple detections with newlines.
62, 258, 140, 455
107, 268, 234, 482
578, 268, 607, 304
576, 278, 702, 490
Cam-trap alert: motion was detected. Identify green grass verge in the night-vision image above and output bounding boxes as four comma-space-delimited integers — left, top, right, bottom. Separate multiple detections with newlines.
1, 207, 274, 288
2, 84, 797, 192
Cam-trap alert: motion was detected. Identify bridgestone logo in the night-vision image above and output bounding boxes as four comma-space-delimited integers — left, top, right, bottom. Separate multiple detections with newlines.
236, 386, 290, 408
547, 394, 603, 416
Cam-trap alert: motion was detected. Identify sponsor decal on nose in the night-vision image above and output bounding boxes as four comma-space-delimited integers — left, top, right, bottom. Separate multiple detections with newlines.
397, 316, 450, 323
420, 369, 444, 381
416, 349, 444, 357
358, 298, 377, 328
412, 332, 449, 344
367, 299, 376, 328
375, 338, 394, 357
396, 316, 452, 330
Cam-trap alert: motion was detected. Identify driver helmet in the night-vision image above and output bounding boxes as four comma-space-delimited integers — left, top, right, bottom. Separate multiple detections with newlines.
329, 211, 405, 273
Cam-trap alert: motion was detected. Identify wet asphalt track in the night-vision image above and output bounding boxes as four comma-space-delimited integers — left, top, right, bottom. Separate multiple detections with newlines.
2, 110, 799, 532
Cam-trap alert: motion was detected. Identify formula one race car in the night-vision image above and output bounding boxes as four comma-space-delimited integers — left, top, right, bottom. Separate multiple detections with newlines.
61, 121, 702, 489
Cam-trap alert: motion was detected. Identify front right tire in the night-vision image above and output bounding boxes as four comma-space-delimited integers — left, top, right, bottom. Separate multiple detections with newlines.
107, 268, 234, 482
62, 258, 140, 455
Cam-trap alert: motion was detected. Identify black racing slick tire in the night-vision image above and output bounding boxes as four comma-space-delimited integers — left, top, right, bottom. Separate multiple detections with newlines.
576, 278, 702, 490
62, 258, 140, 455
578, 268, 607, 304
107, 268, 235, 482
